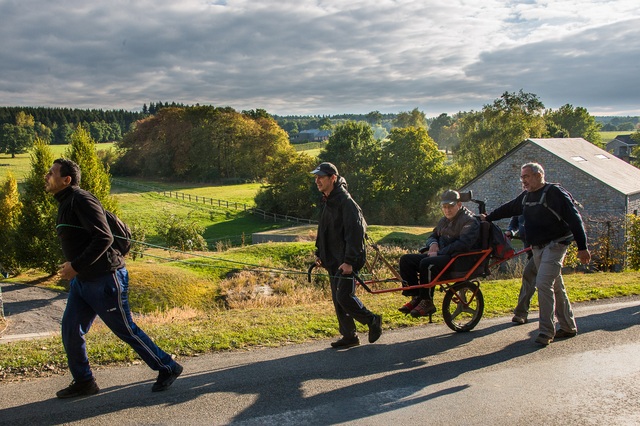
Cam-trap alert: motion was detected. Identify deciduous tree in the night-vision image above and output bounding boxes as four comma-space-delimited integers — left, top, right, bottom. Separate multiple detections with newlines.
393, 108, 427, 129
375, 127, 451, 224
545, 104, 602, 147
456, 90, 547, 182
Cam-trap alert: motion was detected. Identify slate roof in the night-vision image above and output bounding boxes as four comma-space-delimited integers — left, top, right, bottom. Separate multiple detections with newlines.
528, 138, 640, 195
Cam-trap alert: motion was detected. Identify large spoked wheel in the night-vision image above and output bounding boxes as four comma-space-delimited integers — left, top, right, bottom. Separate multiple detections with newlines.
442, 280, 484, 332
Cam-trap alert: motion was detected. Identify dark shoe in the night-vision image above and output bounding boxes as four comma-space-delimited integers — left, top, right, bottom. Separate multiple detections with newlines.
410, 299, 437, 318
398, 297, 421, 314
535, 333, 554, 346
511, 315, 527, 325
555, 329, 577, 339
368, 314, 382, 343
56, 378, 100, 399
152, 363, 183, 392
330, 336, 360, 349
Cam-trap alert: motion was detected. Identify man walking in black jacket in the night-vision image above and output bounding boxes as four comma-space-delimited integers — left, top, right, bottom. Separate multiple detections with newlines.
45, 158, 182, 398
484, 162, 591, 345
312, 162, 382, 348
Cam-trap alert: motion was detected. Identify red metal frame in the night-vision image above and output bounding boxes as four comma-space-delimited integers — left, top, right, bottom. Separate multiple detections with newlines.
358, 242, 530, 295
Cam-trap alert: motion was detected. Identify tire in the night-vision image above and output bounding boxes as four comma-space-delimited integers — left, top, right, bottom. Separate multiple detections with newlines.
442, 281, 484, 332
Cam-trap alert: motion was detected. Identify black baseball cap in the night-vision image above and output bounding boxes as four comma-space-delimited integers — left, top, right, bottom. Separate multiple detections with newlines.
311, 162, 339, 176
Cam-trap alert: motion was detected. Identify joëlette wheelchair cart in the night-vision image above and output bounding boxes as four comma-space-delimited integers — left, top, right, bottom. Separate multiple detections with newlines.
352, 191, 528, 333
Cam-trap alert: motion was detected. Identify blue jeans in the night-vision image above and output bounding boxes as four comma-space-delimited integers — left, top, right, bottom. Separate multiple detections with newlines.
62, 268, 176, 382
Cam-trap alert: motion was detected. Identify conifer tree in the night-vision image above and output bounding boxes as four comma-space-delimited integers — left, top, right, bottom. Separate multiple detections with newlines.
0, 172, 22, 275
15, 138, 61, 274
66, 125, 118, 212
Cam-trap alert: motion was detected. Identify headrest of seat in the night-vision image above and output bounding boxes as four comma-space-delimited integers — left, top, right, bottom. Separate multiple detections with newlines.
459, 191, 473, 202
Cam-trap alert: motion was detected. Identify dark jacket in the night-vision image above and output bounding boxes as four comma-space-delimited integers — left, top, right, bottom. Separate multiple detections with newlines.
315, 177, 367, 272
486, 184, 588, 250
426, 206, 480, 256
507, 215, 527, 247
54, 185, 124, 279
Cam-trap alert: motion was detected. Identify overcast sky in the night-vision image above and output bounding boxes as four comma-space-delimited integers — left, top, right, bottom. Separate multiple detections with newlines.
1, 0, 639, 117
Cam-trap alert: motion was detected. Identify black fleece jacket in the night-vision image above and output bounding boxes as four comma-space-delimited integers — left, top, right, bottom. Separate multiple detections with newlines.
315, 177, 367, 272
54, 185, 124, 279
486, 184, 588, 250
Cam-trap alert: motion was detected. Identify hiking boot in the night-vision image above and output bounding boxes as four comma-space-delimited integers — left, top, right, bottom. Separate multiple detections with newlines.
368, 314, 382, 344
511, 315, 527, 325
410, 299, 437, 318
535, 333, 554, 346
398, 297, 421, 314
554, 329, 577, 339
152, 363, 183, 392
330, 336, 360, 349
56, 378, 100, 399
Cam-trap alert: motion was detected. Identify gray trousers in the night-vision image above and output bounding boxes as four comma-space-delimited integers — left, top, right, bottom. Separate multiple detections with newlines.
514, 255, 563, 320
531, 242, 577, 337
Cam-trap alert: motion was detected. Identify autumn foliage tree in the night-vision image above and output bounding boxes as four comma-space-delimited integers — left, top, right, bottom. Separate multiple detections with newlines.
115, 106, 291, 182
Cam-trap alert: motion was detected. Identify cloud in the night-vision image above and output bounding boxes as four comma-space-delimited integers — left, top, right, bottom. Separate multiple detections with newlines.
0, 0, 638, 116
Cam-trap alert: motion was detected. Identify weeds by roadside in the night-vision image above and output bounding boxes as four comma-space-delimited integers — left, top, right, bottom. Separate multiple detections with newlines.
2, 270, 640, 382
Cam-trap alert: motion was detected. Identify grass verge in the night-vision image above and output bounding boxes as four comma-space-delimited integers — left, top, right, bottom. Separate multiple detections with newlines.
2, 268, 639, 382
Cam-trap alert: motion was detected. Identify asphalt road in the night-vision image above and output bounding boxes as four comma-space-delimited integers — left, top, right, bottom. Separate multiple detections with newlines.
0, 297, 638, 426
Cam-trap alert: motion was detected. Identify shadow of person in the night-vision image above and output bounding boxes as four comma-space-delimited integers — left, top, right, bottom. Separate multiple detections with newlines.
5, 300, 637, 425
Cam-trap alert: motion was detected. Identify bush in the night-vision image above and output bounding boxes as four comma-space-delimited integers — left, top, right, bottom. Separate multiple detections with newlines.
627, 214, 640, 270
156, 213, 208, 251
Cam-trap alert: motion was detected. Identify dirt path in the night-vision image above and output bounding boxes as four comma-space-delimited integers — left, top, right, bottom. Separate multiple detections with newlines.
0, 282, 66, 343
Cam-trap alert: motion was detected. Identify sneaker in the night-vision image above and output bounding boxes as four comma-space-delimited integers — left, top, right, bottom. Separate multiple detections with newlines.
410, 299, 437, 318
554, 329, 577, 339
398, 297, 421, 314
152, 363, 183, 392
511, 315, 527, 325
368, 314, 382, 343
330, 336, 360, 349
56, 378, 100, 399
535, 333, 554, 345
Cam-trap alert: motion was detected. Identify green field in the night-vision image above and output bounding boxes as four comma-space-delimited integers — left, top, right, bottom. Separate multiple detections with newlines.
0, 142, 116, 182
600, 131, 631, 143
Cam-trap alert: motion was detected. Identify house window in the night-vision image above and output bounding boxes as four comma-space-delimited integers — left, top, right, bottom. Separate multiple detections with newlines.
571, 156, 587, 162
594, 154, 610, 160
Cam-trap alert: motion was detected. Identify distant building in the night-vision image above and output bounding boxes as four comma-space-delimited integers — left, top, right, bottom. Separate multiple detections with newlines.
461, 138, 640, 218
606, 134, 637, 163
290, 129, 332, 143
460, 138, 640, 267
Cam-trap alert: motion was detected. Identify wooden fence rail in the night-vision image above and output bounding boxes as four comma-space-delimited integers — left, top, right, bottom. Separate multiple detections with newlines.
111, 178, 317, 224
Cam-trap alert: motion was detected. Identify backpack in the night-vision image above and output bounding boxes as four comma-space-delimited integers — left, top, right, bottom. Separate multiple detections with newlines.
65, 194, 132, 257
522, 183, 582, 222
105, 210, 132, 256
487, 221, 515, 260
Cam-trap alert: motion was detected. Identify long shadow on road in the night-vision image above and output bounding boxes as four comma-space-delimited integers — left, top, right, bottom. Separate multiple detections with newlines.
1, 303, 638, 425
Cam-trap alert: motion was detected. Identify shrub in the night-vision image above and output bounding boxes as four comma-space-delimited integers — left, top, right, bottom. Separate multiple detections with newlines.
627, 214, 640, 270
156, 213, 208, 251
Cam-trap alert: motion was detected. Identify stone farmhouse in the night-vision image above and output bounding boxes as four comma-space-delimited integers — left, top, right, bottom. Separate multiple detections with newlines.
606, 134, 637, 163
459, 138, 640, 223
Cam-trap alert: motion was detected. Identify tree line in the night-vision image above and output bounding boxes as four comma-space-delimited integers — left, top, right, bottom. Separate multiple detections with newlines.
2, 90, 640, 276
